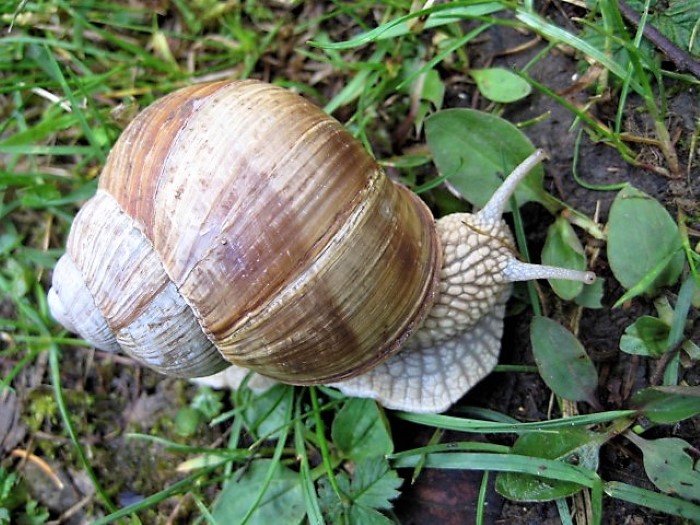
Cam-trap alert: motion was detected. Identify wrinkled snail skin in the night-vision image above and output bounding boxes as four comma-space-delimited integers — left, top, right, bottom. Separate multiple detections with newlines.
48, 79, 595, 413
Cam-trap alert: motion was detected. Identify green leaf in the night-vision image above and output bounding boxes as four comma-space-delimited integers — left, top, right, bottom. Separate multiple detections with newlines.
212, 460, 305, 525
318, 471, 350, 524
331, 398, 393, 460
190, 386, 223, 419
348, 505, 395, 525
0, 467, 18, 505
575, 278, 604, 309
530, 316, 599, 405
411, 68, 445, 133
18, 500, 49, 525
607, 185, 684, 300
174, 406, 201, 437
424, 70, 445, 107
0, 224, 21, 256
630, 386, 700, 424
319, 458, 401, 525
351, 457, 402, 510
626, 0, 700, 55
398, 410, 634, 433
425, 109, 547, 209
541, 217, 587, 300
310, 3, 504, 49
631, 436, 700, 502
392, 452, 602, 489
3, 259, 33, 299
619, 316, 670, 357
398, 65, 446, 135
683, 339, 700, 360
605, 481, 700, 521
243, 384, 294, 440
496, 428, 602, 501
470, 67, 532, 103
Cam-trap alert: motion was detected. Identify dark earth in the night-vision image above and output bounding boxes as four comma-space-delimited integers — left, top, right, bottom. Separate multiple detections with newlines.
1, 2, 698, 524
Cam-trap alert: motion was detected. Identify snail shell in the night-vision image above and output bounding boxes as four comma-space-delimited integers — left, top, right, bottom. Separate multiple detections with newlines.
48, 80, 440, 384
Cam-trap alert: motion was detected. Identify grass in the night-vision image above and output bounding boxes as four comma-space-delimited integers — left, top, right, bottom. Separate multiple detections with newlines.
1, 0, 699, 524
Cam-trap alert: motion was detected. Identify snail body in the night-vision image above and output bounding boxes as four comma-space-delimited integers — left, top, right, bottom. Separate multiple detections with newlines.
48, 80, 594, 413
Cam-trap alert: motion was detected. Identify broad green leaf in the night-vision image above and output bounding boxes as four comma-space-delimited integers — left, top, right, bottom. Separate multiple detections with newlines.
331, 398, 393, 460
351, 457, 402, 510
541, 217, 587, 300
190, 386, 223, 419
619, 316, 670, 357
470, 67, 532, 103
212, 460, 305, 525
530, 316, 599, 405
496, 428, 602, 501
631, 386, 700, 423
631, 436, 700, 502
416, 69, 445, 132
425, 109, 547, 209
243, 384, 293, 440
0, 223, 20, 256
607, 185, 684, 299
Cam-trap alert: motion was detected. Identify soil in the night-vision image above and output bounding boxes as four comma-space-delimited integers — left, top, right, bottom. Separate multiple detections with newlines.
2, 2, 699, 524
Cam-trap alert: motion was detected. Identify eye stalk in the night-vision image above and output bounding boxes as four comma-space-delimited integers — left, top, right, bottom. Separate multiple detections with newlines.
478, 149, 596, 286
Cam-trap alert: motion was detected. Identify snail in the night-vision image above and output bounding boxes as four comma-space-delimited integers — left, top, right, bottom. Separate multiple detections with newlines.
47, 79, 595, 413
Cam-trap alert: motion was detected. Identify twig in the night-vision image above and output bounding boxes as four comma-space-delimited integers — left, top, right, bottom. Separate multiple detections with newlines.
48, 493, 94, 525
649, 338, 687, 386
617, 0, 700, 79
11, 449, 65, 490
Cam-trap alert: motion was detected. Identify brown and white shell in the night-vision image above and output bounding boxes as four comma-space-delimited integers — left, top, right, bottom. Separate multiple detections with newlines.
48, 80, 441, 384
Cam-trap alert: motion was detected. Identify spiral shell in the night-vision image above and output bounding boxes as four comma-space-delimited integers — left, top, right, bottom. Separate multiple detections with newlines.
48, 80, 441, 384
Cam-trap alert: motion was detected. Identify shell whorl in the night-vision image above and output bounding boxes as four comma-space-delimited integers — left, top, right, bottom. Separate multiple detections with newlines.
48, 80, 441, 384
49, 191, 229, 377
